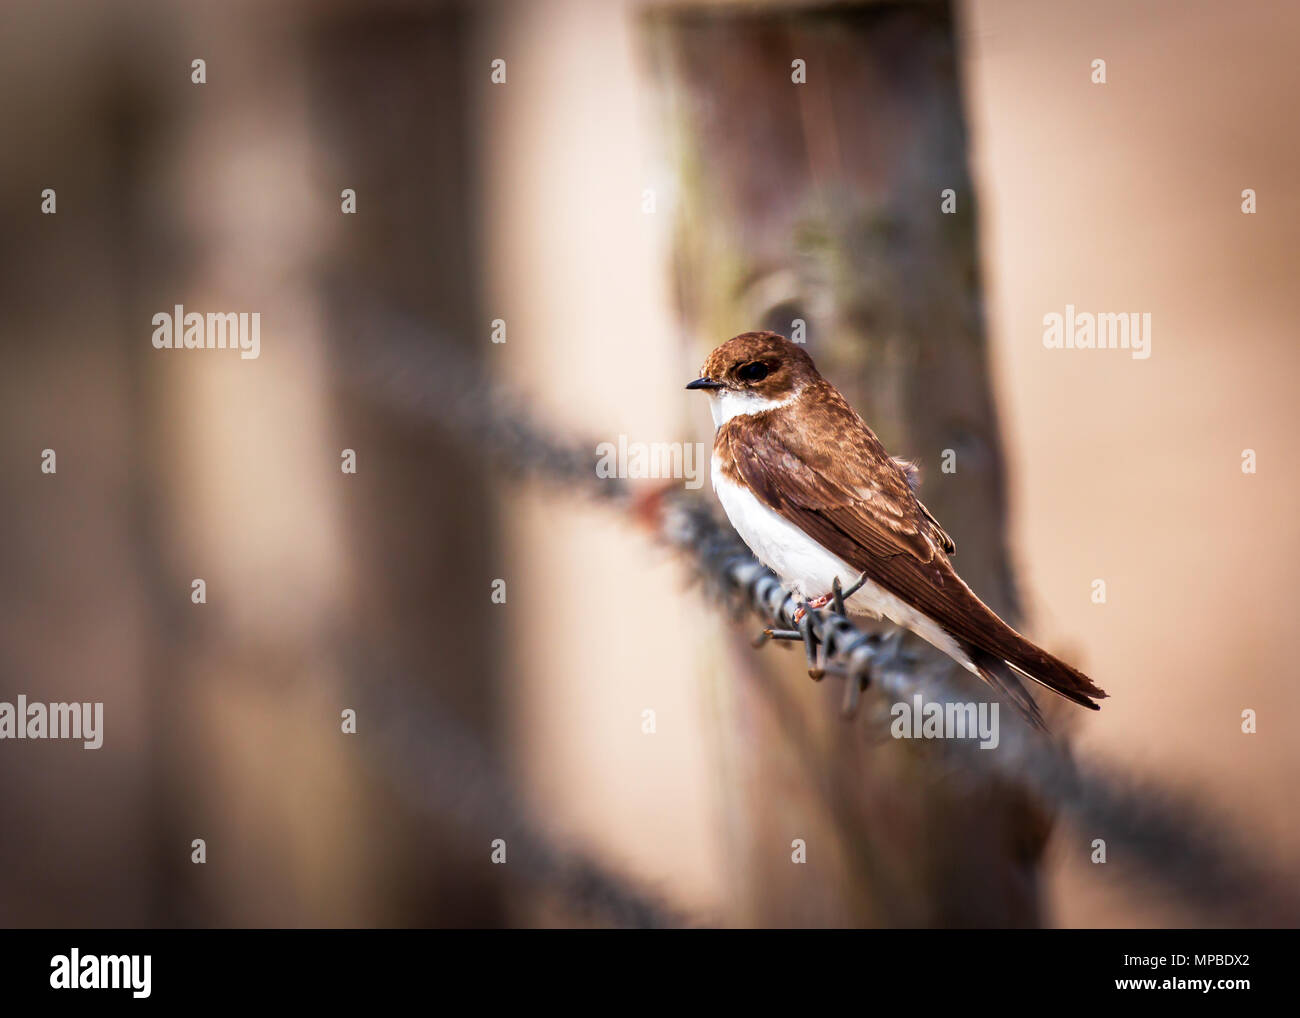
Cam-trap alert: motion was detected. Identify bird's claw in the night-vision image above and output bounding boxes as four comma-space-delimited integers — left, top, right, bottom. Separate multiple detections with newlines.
794, 571, 871, 621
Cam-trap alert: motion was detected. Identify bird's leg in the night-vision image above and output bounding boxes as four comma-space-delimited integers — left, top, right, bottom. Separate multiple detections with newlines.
794, 570, 873, 621
791, 597, 829, 623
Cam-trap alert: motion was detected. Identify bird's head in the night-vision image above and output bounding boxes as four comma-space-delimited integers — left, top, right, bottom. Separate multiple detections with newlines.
686, 331, 818, 426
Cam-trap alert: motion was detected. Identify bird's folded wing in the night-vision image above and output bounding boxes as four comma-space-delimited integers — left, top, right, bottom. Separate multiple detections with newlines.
720, 398, 1106, 709
720, 410, 1005, 654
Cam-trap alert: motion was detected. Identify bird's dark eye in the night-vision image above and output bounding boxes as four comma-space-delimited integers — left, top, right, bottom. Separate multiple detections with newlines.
736, 361, 770, 383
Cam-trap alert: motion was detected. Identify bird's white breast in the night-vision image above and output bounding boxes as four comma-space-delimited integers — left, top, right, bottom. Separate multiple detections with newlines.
711, 458, 971, 669
712, 460, 850, 599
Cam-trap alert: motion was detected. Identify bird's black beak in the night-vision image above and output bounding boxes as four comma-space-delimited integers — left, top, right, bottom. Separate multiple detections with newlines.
686, 377, 724, 391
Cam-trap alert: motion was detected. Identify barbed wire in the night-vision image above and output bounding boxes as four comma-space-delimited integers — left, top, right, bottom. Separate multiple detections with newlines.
333, 307, 1300, 926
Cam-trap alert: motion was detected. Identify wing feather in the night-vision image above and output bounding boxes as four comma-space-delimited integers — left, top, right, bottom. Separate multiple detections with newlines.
719, 383, 1106, 710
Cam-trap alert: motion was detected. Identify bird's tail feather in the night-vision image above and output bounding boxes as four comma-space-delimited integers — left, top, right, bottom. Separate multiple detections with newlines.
965, 646, 1047, 729
962, 638, 1106, 730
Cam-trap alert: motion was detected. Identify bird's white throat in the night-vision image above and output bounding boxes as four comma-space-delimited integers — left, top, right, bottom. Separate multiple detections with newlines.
708, 388, 799, 429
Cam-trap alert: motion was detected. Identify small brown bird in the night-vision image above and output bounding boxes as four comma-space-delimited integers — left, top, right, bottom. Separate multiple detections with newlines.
687, 331, 1106, 726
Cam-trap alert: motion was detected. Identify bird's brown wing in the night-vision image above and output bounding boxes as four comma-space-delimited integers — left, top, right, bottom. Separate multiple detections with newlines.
718, 386, 954, 577
719, 386, 1106, 711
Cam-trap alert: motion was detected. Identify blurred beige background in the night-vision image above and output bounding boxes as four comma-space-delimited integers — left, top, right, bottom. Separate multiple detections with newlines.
961, 0, 1300, 923
1, 0, 1295, 927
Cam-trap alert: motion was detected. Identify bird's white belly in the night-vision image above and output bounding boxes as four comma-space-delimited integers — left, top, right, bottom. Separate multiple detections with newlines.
712, 461, 972, 669
713, 466, 852, 599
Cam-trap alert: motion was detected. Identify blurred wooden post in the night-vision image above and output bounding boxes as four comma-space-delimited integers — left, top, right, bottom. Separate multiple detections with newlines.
646, 1, 1048, 926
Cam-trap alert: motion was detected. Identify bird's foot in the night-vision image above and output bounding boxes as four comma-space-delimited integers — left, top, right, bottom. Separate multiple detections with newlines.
792, 572, 873, 621
791, 593, 833, 624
